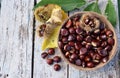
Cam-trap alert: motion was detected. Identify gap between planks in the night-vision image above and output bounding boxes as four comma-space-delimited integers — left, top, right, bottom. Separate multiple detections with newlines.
31, 0, 37, 78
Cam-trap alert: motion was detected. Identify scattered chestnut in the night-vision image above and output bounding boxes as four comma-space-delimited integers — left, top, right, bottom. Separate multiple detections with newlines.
53, 56, 61, 63
46, 59, 53, 65
41, 52, 48, 59
54, 64, 61, 71
48, 48, 55, 55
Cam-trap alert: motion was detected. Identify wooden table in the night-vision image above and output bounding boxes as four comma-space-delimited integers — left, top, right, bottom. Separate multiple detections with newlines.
0, 0, 120, 78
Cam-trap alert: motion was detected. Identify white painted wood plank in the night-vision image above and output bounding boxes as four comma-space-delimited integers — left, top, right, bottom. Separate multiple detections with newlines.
0, 0, 34, 78
69, 0, 120, 78
33, 0, 68, 78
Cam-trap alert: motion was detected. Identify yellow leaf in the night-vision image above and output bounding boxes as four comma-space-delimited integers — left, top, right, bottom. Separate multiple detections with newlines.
42, 26, 61, 50
41, 7, 68, 50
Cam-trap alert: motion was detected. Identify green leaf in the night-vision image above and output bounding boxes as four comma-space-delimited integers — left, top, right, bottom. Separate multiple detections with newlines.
33, 0, 86, 12
84, 1, 101, 14
105, 0, 117, 27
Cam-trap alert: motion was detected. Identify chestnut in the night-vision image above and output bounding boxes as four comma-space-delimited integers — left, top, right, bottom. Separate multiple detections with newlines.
75, 43, 82, 50
91, 40, 100, 47
53, 56, 61, 63
54, 64, 61, 71
68, 34, 76, 41
100, 34, 107, 40
106, 29, 113, 37
70, 53, 78, 60
87, 62, 95, 68
62, 37, 68, 43
60, 28, 69, 36
101, 41, 107, 48
98, 49, 108, 57
76, 27, 83, 34
58, 41, 64, 49
66, 19, 72, 28
79, 55, 85, 60
94, 29, 100, 35
79, 47, 87, 55
46, 59, 53, 65
85, 36, 92, 43
84, 18, 90, 24
48, 48, 55, 55
76, 35, 83, 41
102, 57, 109, 63
105, 45, 112, 51
107, 38, 115, 45
69, 27, 75, 34
41, 52, 48, 59
65, 52, 70, 58
85, 56, 91, 62
64, 44, 71, 51
68, 41, 75, 46
75, 59, 82, 66
86, 43, 92, 49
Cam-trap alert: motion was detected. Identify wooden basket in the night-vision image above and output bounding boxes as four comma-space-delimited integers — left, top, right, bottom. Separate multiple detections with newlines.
58, 11, 118, 71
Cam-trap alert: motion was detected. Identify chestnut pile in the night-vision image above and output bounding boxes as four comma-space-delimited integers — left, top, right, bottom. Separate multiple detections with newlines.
58, 14, 115, 68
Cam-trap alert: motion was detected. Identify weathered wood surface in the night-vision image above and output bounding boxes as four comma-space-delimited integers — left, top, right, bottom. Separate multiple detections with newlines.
0, 0, 34, 78
0, 0, 120, 78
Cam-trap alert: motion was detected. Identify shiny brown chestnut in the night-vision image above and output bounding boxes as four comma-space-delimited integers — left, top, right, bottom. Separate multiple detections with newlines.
54, 64, 61, 71
46, 59, 53, 65
48, 48, 55, 55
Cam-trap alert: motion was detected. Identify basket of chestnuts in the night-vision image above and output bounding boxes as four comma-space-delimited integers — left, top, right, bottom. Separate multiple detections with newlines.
58, 12, 118, 70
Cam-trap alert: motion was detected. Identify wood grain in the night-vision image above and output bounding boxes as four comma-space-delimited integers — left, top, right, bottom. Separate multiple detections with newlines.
0, 0, 34, 78
0, 0, 120, 78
